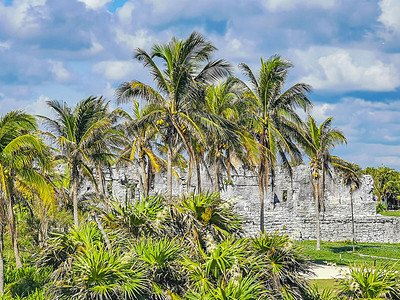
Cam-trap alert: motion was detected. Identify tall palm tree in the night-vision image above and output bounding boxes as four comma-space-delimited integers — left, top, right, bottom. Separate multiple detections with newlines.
41, 96, 111, 227
239, 56, 312, 232
116, 31, 232, 197
301, 116, 347, 250
338, 161, 362, 251
0, 111, 54, 293
116, 101, 163, 198
204, 77, 244, 193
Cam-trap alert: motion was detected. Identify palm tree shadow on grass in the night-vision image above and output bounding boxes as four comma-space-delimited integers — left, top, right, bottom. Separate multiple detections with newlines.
329, 245, 378, 253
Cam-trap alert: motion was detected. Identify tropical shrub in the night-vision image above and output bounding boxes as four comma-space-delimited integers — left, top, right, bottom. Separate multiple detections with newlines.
167, 193, 243, 250
4, 266, 51, 298
339, 264, 400, 299
133, 237, 186, 298
251, 231, 311, 298
305, 284, 336, 300
104, 195, 166, 237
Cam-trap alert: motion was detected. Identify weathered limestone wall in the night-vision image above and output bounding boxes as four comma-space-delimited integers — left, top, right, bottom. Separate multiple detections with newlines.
89, 164, 400, 243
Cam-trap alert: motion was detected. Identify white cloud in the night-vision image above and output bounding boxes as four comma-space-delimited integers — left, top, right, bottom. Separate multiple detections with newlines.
336, 143, 400, 169
49, 60, 71, 82
92, 60, 137, 80
312, 97, 400, 169
294, 47, 400, 91
116, 1, 135, 24
24, 95, 52, 117
378, 0, 400, 35
262, 0, 335, 11
310, 103, 336, 124
0, 41, 11, 50
0, 0, 46, 35
77, 0, 112, 10
82, 40, 104, 56
115, 29, 154, 50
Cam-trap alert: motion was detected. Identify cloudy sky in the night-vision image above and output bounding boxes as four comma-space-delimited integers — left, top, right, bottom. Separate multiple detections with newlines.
0, 0, 399, 169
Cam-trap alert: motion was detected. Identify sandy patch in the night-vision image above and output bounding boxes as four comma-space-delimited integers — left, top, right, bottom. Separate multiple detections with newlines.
307, 263, 350, 280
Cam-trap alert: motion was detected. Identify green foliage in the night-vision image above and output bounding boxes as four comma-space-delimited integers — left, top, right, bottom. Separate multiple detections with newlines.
37, 222, 104, 269
339, 264, 400, 299
377, 202, 387, 213
178, 193, 243, 237
186, 275, 266, 300
134, 237, 183, 269
365, 166, 400, 209
63, 245, 147, 300
134, 237, 185, 297
104, 195, 166, 237
251, 231, 311, 297
305, 283, 336, 300
4, 266, 51, 298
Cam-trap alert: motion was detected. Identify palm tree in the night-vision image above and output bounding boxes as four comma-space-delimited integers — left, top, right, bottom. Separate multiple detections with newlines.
204, 77, 245, 193
338, 161, 362, 251
0, 111, 54, 292
239, 56, 312, 232
116, 101, 163, 198
41, 96, 111, 227
116, 31, 232, 197
301, 116, 347, 250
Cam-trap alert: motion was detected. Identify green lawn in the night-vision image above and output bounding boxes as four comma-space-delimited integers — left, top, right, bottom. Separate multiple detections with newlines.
380, 210, 400, 217
309, 279, 340, 296
296, 240, 400, 270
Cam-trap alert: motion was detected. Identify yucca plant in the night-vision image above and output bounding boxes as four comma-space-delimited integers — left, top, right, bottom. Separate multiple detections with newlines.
52, 244, 148, 300
37, 222, 104, 269
104, 195, 167, 238
305, 283, 337, 300
13, 289, 52, 300
251, 231, 311, 298
183, 237, 250, 296
168, 193, 243, 250
339, 264, 400, 299
4, 266, 51, 298
133, 237, 185, 298
186, 274, 267, 300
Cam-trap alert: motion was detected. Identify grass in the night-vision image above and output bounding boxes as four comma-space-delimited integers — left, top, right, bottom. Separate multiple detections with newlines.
380, 210, 400, 217
309, 279, 338, 290
296, 240, 400, 270
309, 279, 340, 296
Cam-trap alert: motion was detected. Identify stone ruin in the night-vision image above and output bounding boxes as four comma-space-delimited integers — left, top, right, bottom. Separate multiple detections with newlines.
84, 164, 400, 243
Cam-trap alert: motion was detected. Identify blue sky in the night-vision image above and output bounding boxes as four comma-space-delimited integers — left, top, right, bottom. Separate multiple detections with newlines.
0, 0, 399, 169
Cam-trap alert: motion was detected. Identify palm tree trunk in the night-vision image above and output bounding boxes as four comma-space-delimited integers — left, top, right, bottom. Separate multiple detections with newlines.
321, 163, 326, 212
225, 148, 231, 182
5, 196, 22, 268
0, 221, 4, 295
71, 165, 79, 227
350, 187, 355, 252
186, 158, 193, 194
196, 158, 202, 194
258, 173, 265, 233
167, 145, 173, 198
146, 157, 153, 197
214, 156, 220, 193
140, 156, 148, 198
38, 199, 48, 246
97, 163, 105, 198
313, 177, 321, 250
258, 158, 268, 233
92, 211, 112, 252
